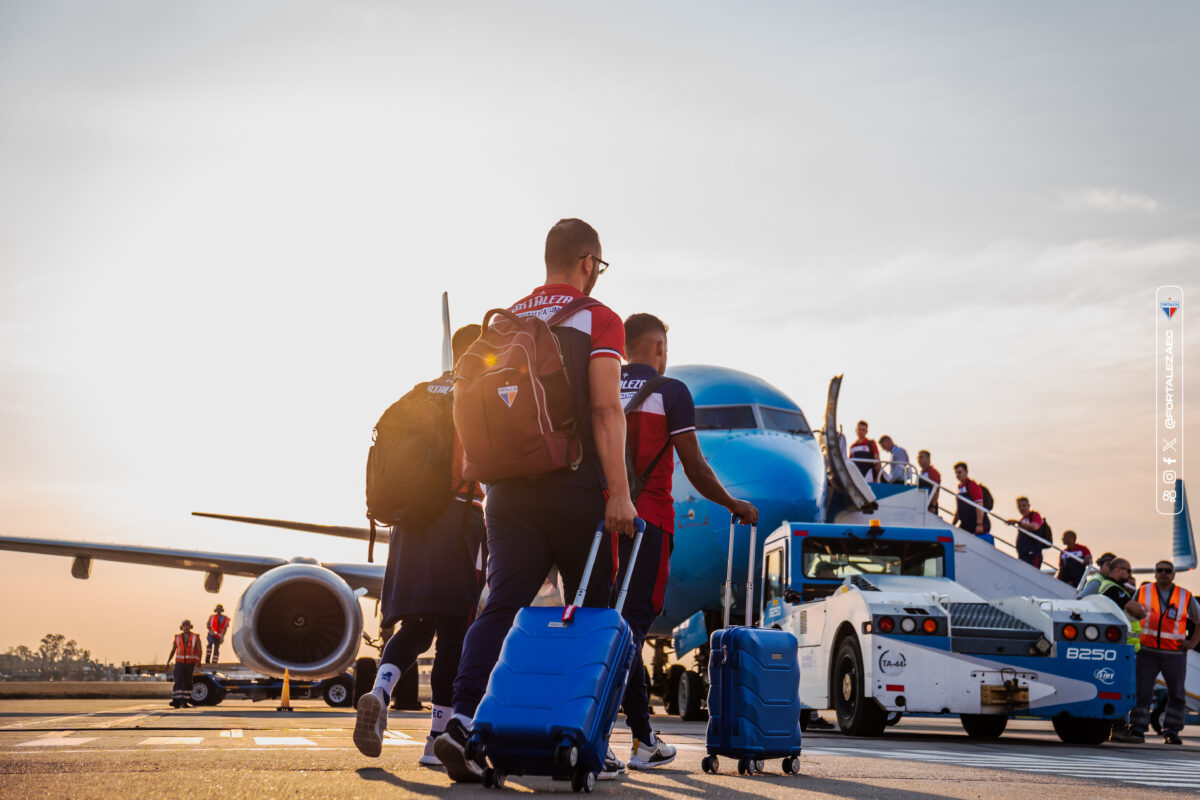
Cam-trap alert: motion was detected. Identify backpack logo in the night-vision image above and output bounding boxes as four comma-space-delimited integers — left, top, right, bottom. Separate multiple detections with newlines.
497, 385, 518, 408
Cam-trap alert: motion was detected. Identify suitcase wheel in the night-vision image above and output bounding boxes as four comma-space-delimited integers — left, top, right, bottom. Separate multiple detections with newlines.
570, 769, 595, 793
782, 756, 800, 775
701, 755, 719, 774
482, 767, 507, 790
754, 759, 764, 774
554, 742, 579, 769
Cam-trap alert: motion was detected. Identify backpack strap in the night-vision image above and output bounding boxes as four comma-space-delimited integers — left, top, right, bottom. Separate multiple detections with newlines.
624, 375, 673, 504
547, 296, 601, 327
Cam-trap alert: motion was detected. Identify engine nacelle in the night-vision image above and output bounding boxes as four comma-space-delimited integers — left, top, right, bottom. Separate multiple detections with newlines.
231, 561, 363, 680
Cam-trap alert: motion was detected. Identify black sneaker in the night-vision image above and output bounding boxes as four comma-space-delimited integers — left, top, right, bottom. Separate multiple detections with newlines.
1110, 728, 1144, 744
808, 716, 836, 731
433, 717, 484, 783
1164, 733, 1183, 745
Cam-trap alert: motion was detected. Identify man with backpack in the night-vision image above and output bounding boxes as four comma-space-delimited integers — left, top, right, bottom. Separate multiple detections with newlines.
616, 313, 758, 769
353, 324, 487, 768
951, 461, 993, 544
1005, 496, 1050, 568
435, 218, 638, 782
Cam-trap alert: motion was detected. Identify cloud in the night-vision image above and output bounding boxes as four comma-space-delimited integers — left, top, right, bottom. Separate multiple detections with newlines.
1061, 187, 1160, 214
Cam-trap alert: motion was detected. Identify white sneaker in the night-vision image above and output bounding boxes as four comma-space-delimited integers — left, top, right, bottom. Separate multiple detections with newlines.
418, 734, 443, 768
628, 733, 676, 769
352, 689, 388, 758
597, 746, 625, 780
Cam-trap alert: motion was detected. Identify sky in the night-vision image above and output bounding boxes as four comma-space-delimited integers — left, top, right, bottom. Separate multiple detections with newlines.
0, 1, 1196, 662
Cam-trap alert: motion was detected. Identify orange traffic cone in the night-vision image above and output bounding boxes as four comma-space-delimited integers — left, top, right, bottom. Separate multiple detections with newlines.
276, 668, 294, 712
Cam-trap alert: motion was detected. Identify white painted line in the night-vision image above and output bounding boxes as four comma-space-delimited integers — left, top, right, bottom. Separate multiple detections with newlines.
1, 703, 160, 730
138, 737, 204, 746
16, 737, 97, 747
253, 737, 316, 746
219, 729, 243, 739
383, 730, 413, 740
383, 739, 424, 747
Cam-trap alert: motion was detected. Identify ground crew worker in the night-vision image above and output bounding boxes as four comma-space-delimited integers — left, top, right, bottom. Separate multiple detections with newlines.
434, 219, 638, 783
1078, 551, 1116, 598
1005, 496, 1048, 568
166, 619, 201, 708
353, 324, 487, 768
848, 421, 880, 480
1116, 560, 1200, 745
1093, 559, 1145, 648
615, 313, 758, 769
205, 604, 230, 664
951, 462, 991, 544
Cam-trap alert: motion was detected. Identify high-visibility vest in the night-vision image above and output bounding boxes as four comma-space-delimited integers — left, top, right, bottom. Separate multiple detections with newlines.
175, 633, 201, 664
1097, 578, 1142, 651
1137, 583, 1192, 651
208, 614, 230, 637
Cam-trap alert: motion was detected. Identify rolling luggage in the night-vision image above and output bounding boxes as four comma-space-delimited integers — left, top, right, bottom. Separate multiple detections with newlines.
469, 519, 646, 793
703, 519, 803, 776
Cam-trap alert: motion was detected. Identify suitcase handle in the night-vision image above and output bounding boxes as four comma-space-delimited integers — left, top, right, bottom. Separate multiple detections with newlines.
569, 518, 646, 617
723, 517, 758, 629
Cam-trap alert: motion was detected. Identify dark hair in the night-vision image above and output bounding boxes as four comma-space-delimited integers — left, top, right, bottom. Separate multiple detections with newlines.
879, 435, 893, 446
1157, 559, 1175, 570
857, 420, 868, 428
1097, 552, 1116, 566
1016, 496, 1029, 504
918, 450, 930, 458
545, 218, 601, 274
452, 324, 482, 364
953, 461, 968, 472
624, 313, 668, 350
1062, 529, 1077, 541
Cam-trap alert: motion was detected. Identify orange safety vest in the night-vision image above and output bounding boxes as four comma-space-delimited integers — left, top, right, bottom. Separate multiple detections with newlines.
1137, 583, 1193, 651
175, 633, 201, 664
208, 613, 230, 637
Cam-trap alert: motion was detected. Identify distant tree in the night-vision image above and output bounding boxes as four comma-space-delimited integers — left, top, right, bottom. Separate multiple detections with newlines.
3, 634, 111, 681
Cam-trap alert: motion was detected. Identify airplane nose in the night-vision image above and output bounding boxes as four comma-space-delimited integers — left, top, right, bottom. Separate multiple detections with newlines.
703, 432, 825, 523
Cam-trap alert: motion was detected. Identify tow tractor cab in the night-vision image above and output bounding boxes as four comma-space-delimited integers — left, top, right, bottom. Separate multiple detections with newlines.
762, 521, 1137, 744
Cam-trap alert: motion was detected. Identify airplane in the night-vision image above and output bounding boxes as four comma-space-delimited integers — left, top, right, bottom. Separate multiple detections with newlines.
0, 361, 829, 706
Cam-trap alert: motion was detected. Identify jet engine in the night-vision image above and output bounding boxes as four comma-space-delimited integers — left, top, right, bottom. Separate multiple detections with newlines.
231, 559, 363, 679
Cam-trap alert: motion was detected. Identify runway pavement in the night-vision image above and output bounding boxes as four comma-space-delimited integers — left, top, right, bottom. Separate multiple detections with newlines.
2, 698, 1197, 799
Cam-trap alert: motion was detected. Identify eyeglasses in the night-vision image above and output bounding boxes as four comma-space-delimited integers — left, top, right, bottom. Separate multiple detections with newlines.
583, 254, 609, 275
1156, 567, 1175, 574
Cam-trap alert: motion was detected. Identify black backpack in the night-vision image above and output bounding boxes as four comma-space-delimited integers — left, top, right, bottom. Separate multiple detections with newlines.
365, 377, 458, 561
980, 484, 995, 511
623, 375, 671, 504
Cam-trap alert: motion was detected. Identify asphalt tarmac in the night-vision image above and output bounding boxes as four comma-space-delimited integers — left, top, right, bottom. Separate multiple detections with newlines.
2, 698, 1198, 799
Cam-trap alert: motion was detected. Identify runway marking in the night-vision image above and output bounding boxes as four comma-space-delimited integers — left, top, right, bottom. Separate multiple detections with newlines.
0, 703, 160, 730
828, 745, 1200, 791
219, 729, 243, 738
89, 710, 161, 729
16, 737, 97, 747
383, 730, 413, 739
252, 737, 316, 746
138, 737, 204, 746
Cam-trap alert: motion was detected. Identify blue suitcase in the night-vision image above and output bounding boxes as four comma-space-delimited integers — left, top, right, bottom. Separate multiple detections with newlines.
703, 520, 803, 776
469, 519, 645, 793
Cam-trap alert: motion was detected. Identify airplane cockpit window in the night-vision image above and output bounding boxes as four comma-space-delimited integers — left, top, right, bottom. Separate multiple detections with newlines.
801, 538, 945, 580
695, 405, 757, 430
759, 406, 813, 437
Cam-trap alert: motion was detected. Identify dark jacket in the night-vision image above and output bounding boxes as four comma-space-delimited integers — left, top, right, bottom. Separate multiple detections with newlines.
381, 498, 485, 625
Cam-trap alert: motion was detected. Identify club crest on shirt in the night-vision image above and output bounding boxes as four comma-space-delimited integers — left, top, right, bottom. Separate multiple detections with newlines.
1161, 298, 1179, 319
498, 385, 518, 408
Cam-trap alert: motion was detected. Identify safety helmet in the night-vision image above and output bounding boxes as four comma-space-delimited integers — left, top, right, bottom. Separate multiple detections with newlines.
215, 604, 224, 612
180, 619, 192, 629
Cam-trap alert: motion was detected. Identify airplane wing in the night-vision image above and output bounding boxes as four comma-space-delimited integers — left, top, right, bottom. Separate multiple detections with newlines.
192, 512, 388, 545
0, 536, 385, 598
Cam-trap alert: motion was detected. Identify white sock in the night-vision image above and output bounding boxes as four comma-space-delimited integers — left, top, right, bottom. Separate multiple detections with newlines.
430, 704, 452, 735
452, 712, 474, 731
372, 664, 401, 699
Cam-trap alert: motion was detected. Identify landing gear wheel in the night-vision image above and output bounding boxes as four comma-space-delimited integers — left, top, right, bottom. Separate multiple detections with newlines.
737, 758, 749, 775
678, 670, 706, 721
1150, 693, 1168, 734
701, 755, 718, 774
665, 665, 684, 716
322, 675, 353, 707
352, 657, 377, 706
832, 637, 886, 737
960, 714, 1008, 739
1052, 715, 1113, 746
